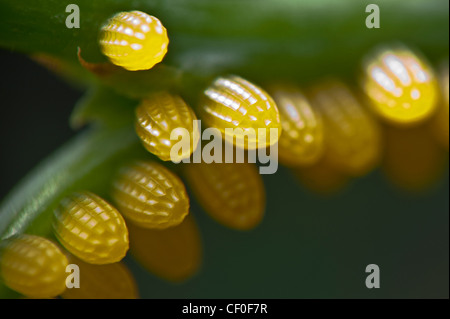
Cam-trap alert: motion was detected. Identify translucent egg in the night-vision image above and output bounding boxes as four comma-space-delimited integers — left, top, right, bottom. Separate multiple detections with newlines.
292, 157, 350, 195
310, 80, 382, 176
383, 124, 447, 192
112, 161, 189, 229
128, 215, 202, 282
184, 162, 265, 230
62, 256, 138, 299
362, 45, 439, 125
99, 11, 168, 71
268, 84, 325, 166
135, 92, 200, 162
53, 191, 129, 265
0, 235, 68, 298
430, 62, 449, 150
199, 75, 282, 150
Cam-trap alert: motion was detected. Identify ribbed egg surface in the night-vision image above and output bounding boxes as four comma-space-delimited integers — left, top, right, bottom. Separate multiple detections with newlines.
0, 235, 68, 298
99, 11, 168, 71
135, 92, 200, 162
112, 161, 190, 229
184, 162, 265, 230
53, 191, 129, 265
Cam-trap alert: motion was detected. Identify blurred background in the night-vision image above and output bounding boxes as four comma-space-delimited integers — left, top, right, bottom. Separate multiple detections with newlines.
0, 48, 448, 298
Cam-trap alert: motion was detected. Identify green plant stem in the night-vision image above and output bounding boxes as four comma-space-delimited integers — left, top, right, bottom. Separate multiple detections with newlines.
0, 0, 448, 95
0, 126, 146, 240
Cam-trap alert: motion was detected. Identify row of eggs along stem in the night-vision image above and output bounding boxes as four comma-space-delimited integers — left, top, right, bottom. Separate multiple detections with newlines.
1, 42, 448, 298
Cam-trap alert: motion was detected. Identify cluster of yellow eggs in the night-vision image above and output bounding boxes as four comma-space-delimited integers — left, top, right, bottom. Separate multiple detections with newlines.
0, 10, 448, 299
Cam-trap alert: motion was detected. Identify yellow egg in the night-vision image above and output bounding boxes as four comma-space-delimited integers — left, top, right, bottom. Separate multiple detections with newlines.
0, 235, 68, 298
362, 45, 439, 125
309, 80, 382, 176
112, 161, 189, 229
292, 157, 350, 195
135, 92, 200, 162
128, 215, 202, 282
99, 11, 168, 71
267, 84, 324, 166
53, 191, 129, 265
62, 256, 138, 299
184, 162, 265, 230
383, 124, 447, 192
431, 62, 449, 150
199, 75, 282, 150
